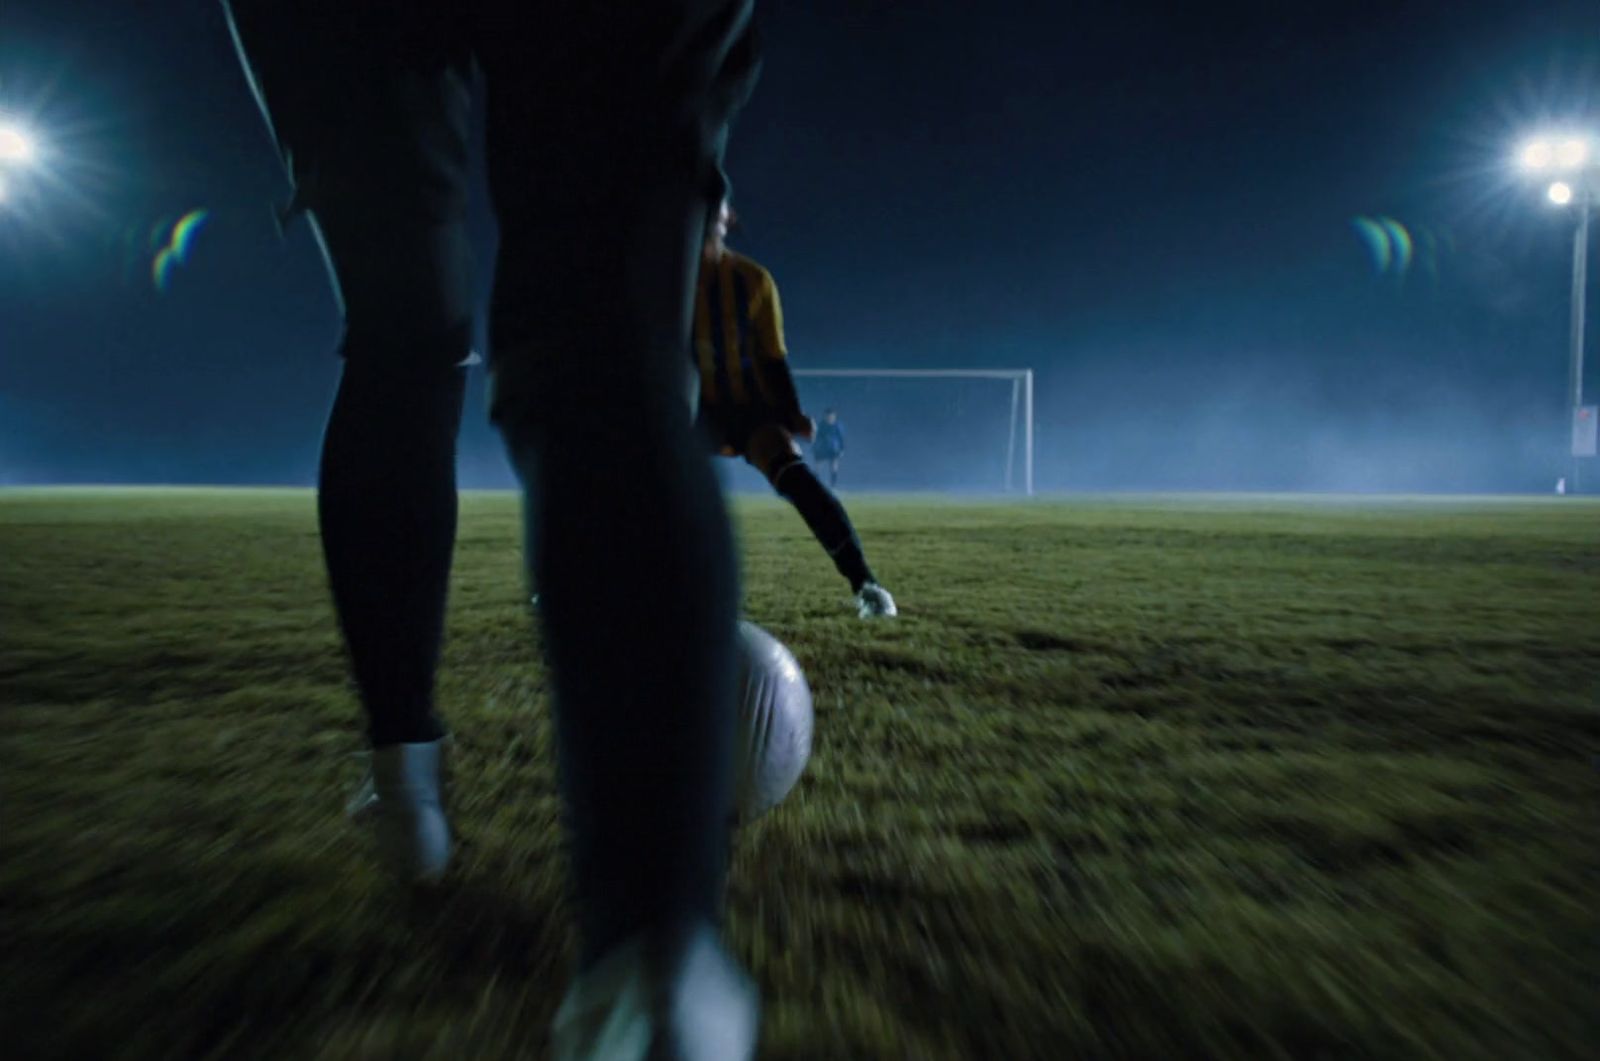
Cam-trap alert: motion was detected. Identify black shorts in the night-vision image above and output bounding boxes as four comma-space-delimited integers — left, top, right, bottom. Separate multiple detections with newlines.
225, 1, 476, 367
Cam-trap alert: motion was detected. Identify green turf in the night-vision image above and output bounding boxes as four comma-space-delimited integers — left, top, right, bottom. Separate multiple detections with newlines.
2, 488, 1597, 1059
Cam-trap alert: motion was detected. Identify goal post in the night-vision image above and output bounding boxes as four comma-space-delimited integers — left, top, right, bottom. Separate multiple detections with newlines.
791, 368, 1034, 495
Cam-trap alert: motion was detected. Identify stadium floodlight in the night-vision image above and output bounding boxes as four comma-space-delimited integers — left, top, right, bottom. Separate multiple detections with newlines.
792, 368, 1035, 495
1520, 138, 1555, 171
1522, 134, 1595, 174
0, 116, 39, 213
1515, 127, 1599, 490
0, 120, 35, 165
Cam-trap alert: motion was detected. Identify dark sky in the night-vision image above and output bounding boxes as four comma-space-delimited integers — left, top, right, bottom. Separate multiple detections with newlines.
2, 0, 1598, 491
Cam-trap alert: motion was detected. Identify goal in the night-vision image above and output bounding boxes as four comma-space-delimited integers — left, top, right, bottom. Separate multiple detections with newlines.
791, 368, 1034, 495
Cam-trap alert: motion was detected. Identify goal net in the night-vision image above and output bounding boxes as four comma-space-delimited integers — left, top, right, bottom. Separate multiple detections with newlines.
728, 368, 1035, 495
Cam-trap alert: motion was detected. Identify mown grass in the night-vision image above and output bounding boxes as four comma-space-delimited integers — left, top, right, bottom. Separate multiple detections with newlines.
2, 488, 1597, 1060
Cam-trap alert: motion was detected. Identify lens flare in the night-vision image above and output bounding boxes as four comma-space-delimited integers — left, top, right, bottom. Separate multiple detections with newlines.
149, 208, 210, 291
1352, 216, 1391, 273
1548, 181, 1574, 206
151, 245, 177, 290
1379, 218, 1413, 274
1352, 215, 1420, 279
170, 209, 209, 263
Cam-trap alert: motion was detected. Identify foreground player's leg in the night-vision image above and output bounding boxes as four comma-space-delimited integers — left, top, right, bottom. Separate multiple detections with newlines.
305, 155, 475, 890
318, 330, 467, 884
318, 340, 467, 752
313, 220, 473, 884
496, 259, 751, 1057
224, 0, 475, 883
480, 1, 761, 1056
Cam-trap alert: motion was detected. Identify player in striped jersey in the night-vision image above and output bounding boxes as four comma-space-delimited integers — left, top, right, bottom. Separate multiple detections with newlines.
694, 183, 896, 619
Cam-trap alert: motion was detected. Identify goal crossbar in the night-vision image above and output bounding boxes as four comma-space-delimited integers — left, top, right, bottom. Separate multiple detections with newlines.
792, 368, 1034, 495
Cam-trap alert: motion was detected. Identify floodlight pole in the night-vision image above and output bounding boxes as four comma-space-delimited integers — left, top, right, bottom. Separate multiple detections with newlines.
1569, 188, 1591, 492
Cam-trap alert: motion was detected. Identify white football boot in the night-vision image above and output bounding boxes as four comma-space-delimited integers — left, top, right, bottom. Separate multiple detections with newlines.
552, 922, 759, 1061
854, 581, 898, 619
346, 739, 452, 884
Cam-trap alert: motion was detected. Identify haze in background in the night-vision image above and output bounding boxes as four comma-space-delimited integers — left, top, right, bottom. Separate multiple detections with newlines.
1, 1, 1597, 492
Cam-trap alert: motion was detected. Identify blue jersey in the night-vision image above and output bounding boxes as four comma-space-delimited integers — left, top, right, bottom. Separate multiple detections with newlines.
813, 420, 845, 458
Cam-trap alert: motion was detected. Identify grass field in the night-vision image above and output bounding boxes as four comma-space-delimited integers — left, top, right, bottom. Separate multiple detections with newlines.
2, 488, 1598, 1060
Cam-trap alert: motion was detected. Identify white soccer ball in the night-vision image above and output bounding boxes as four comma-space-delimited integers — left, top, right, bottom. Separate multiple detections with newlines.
732, 620, 813, 823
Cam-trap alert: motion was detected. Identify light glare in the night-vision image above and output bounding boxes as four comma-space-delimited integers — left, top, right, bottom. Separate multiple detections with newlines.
1548, 181, 1574, 206
0, 122, 35, 164
1557, 137, 1590, 168
1521, 138, 1554, 171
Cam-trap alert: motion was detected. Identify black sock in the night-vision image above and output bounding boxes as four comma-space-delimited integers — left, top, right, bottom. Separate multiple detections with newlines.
772, 460, 875, 591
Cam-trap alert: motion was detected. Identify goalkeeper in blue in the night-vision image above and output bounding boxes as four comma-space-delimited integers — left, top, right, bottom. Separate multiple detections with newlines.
693, 183, 896, 618
811, 409, 845, 488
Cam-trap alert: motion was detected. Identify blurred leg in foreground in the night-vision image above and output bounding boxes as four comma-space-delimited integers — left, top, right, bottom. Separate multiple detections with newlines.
227, 0, 765, 1055
225, 1, 475, 883
478, 2, 761, 1055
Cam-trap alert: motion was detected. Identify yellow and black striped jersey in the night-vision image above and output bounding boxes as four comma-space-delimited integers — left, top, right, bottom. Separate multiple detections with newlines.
693, 249, 803, 423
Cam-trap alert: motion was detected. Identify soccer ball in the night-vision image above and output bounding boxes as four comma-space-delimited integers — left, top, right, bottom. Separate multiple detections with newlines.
732, 620, 813, 823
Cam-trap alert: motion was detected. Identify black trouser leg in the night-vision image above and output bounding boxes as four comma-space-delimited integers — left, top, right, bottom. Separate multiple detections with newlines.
772, 459, 875, 592
501, 386, 738, 965
481, 0, 759, 966
310, 210, 475, 749
318, 355, 467, 747
225, 2, 476, 750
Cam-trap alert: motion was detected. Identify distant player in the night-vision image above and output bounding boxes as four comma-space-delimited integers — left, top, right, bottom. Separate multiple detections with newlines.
810, 408, 844, 488
694, 185, 896, 618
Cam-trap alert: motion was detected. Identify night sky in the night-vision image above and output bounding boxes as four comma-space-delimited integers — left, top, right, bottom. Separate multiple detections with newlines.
2, 1, 1599, 491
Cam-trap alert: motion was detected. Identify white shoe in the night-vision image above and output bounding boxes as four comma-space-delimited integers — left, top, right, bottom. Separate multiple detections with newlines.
855, 581, 897, 619
552, 923, 759, 1061
347, 740, 452, 884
